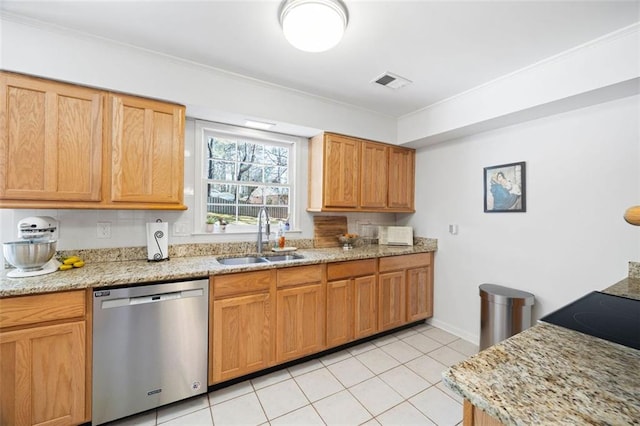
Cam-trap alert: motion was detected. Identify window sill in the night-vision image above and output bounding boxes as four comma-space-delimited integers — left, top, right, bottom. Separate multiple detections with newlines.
191, 229, 301, 237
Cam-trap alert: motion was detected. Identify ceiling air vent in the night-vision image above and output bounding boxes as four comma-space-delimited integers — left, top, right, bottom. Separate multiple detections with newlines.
372, 72, 412, 90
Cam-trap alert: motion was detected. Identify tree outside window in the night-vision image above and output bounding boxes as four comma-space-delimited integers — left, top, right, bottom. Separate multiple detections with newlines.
204, 134, 291, 228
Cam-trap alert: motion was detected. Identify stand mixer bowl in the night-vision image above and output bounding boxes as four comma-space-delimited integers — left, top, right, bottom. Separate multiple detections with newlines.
3, 240, 57, 271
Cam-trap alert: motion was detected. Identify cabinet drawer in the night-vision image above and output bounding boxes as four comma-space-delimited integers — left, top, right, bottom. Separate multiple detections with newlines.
212, 270, 273, 299
0, 291, 86, 329
327, 259, 376, 281
277, 265, 323, 288
379, 253, 431, 273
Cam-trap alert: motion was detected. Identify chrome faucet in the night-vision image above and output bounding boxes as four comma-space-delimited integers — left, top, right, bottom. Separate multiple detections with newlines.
257, 206, 270, 253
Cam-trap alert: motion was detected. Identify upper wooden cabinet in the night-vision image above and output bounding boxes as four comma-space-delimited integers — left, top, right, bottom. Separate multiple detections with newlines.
360, 142, 389, 208
318, 133, 360, 208
388, 147, 415, 210
0, 72, 103, 203
107, 94, 185, 206
0, 71, 186, 209
308, 132, 415, 212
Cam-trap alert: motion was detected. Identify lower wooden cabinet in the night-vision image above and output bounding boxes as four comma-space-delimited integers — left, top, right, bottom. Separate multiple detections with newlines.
379, 252, 434, 329
326, 259, 377, 347
463, 399, 505, 426
210, 270, 275, 385
209, 253, 433, 385
0, 291, 88, 426
212, 293, 272, 383
353, 275, 378, 338
378, 270, 406, 331
407, 263, 433, 321
326, 278, 353, 347
276, 265, 325, 363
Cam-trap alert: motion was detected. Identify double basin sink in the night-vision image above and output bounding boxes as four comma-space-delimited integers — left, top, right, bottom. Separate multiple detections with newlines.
217, 253, 304, 266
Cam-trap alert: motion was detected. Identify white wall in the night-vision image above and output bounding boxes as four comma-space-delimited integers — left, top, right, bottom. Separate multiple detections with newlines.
0, 16, 397, 142
403, 95, 640, 343
0, 17, 398, 252
398, 23, 640, 147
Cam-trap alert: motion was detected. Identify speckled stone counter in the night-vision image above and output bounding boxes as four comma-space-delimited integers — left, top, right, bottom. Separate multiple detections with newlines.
0, 239, 437, 297
443, 277, 640, 425
602, 277, 640, 301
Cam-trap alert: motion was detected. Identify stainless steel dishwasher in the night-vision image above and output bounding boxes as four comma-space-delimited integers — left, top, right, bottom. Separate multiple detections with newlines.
92, 279, 209, 425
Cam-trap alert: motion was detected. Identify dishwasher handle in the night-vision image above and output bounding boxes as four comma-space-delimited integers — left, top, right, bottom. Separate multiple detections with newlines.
100, 288, 204, 309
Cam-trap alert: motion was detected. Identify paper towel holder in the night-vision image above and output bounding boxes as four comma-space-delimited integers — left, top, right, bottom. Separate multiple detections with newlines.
147, 219, 170, 262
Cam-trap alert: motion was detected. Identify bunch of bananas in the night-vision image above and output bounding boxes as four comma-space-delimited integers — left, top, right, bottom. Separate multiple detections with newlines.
59, 255, 85, 271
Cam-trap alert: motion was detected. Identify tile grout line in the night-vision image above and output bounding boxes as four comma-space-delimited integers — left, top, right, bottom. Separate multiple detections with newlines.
117, 325, 475, 426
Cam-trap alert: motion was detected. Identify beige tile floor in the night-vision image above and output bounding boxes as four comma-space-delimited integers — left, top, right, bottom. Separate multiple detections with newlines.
104, 324, 478, 426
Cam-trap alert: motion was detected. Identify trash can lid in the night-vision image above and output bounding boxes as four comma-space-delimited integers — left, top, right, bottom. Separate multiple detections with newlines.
479, 283, 535, 306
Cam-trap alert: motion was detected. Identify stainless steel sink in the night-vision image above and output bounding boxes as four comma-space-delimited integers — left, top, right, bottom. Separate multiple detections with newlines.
217, 256, 269, 265
217, 253, 304, 265
263, 254, 305, 262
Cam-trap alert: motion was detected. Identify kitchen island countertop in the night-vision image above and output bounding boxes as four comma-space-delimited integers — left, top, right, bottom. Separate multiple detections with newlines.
442, 277, 640, 425
0, 241, 436, 297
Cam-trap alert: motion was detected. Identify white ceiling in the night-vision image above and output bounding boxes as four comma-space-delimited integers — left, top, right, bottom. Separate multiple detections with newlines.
1, 0, 639, 118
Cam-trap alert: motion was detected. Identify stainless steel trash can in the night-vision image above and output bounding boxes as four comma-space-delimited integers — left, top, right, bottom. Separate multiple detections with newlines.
479, 284, 535, 350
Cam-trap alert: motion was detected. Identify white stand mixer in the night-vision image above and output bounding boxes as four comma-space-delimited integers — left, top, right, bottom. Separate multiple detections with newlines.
4, 216, 61, 278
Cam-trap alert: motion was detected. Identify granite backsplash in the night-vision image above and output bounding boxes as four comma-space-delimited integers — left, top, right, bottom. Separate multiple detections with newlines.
49, 237, 434, 264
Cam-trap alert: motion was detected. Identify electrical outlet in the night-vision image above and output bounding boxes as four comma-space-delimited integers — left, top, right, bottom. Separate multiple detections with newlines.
97, 222, 112, 239
173, 222, 190, 236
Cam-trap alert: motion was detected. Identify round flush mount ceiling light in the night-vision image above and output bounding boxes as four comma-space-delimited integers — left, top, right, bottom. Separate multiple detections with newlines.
279, 0, 349, 53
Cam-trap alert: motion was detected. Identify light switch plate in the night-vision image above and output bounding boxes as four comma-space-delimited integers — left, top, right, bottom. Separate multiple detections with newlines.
173, 222, 190, 236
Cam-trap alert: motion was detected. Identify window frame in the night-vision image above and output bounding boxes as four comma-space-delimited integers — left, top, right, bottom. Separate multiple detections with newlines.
194, 120, 300, 235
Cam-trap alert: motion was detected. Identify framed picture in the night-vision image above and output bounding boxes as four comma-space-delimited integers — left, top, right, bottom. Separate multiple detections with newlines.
484, 161, 526, 212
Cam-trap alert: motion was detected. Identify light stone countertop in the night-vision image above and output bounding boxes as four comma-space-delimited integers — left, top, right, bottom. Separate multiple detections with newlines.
443, 277, 640, 425
0, 240, 437, 297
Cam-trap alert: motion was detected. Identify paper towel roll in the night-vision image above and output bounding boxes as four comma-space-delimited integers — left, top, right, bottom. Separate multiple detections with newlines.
146, 221, 169, 261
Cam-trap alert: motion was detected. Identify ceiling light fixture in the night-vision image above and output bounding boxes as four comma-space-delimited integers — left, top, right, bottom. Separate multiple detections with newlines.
279, 0, 349, 53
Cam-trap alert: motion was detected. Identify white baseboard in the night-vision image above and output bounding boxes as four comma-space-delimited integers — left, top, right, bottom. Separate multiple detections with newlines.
427, 318, 479, 346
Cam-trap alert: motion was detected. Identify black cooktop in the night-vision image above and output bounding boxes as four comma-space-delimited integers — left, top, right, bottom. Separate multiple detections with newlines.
540, 291, 640, 350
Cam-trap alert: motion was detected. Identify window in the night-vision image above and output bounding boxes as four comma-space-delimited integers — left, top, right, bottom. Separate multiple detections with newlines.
196, 121, 298, 233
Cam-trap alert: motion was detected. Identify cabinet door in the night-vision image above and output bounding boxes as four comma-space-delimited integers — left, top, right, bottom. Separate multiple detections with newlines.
276, 284, 325, 362
388, 147, 415, 210
406, 266, 433, 321
326, 279, 352, 348
464, 399, 505, 426
360, 142, 388, 208
323, 134, 359, 208
378, 271, 406, 331
109, 94, 185, 205
212, 293, 272, 383
0, 321, 86, 426
0, 72, 102, 202
353, 275, 377, 339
